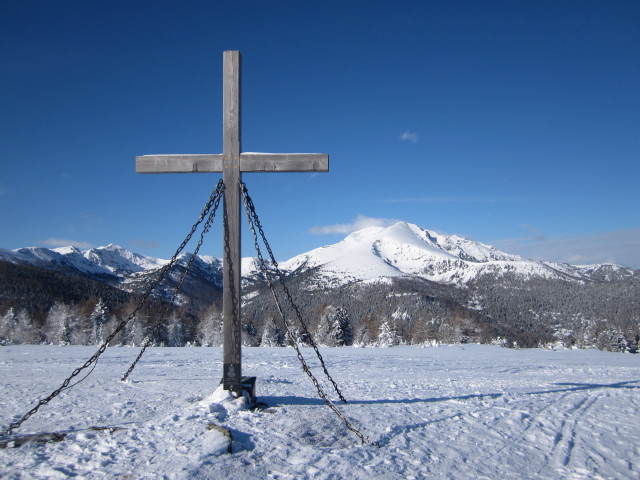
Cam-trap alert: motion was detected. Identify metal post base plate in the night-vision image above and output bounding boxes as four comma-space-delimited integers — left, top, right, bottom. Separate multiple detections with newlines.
219, 376, 256, 406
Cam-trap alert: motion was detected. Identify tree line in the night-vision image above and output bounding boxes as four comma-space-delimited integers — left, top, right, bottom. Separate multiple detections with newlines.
1, 259, 638, 353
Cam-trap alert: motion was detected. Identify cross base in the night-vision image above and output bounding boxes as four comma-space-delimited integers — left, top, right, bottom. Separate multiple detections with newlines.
220, 376, 257, 406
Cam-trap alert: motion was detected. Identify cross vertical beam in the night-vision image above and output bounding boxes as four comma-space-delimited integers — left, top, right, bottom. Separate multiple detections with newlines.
222, 51, 242, 394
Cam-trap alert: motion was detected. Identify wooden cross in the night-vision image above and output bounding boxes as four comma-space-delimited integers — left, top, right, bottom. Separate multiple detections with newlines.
136, 51, 328, 396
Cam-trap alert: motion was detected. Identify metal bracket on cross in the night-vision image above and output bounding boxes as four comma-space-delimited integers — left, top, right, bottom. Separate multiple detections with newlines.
135, 51, 329, 398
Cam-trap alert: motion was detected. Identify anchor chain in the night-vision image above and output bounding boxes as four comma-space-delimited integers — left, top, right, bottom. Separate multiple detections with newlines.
241, 182, 346, 402
1, 180, 225, 437
241, 182, 375, 445
121, 180, 225, 381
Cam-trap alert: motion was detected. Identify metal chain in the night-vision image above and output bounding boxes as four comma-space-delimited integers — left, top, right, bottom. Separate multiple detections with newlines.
121, 180, 225, 381
1, 180, 225, 437
240, 182, 347, 403
241, 183, 375, 445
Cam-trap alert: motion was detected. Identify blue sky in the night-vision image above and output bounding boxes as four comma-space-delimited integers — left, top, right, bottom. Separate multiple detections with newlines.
1, 1, 639, 268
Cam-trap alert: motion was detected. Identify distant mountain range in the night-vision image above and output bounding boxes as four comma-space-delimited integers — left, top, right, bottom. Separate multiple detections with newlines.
1, 222, 638, 350
0, 243, 167, 277
1, 221, 635, 287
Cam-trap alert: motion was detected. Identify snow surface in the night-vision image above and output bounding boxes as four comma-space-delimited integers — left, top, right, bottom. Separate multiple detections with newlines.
1, 345, 639, 479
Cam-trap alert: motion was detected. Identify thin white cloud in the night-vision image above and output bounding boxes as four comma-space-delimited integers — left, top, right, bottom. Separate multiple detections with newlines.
309, 215, 400, 235
400, 131, 419, 143
494, 227, 640, 269
41, 238, 94, 249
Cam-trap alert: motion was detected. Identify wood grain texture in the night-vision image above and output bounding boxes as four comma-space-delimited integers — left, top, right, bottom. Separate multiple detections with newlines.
240, 153, 328, 172
222, 50, 242, 394
136, 155, 223, 173
136, 153, 327, 173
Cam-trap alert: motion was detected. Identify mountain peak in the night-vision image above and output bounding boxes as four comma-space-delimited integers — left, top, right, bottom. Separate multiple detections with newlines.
1, 221, 633, 289
52, 246, 83, 255
82, 244, 167, 274
100, 243, 126, 251
282, 221, 569, 286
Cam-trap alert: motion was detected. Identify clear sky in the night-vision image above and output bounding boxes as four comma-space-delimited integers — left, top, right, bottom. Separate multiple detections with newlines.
1, 1, 639, 268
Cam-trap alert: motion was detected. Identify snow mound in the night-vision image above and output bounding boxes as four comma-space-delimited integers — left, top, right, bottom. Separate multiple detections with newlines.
201, 385, 253, 414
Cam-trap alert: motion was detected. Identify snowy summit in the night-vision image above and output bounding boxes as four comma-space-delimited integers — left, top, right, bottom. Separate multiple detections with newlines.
280, 221, 616, 286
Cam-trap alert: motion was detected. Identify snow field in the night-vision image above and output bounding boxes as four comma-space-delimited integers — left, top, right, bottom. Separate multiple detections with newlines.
0, 345, 638, 479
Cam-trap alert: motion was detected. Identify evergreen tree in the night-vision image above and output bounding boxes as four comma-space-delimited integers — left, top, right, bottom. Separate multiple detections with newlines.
261, 317, 284, 346
288, 326, 309, 346
0, 308, 36, 344
15, 309, 36, 344
89, 298, 109, 345
353, 324, 371, 347
0, 307, 16, 344
596, 328, 629, 352
68, 307, 89, 345
377, 319, 398, 347
164, 313, 185, 347
313, 305, 353, 347
44, 302, 73, 345
197, 308, 222, 346
242, 322, 259, 346
331, 307, 353, 346
315, 308, 333, 346
125, 312, 147, 346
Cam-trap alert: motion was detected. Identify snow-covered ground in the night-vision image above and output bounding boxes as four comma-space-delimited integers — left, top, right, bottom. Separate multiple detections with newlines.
1, 345, 638, 479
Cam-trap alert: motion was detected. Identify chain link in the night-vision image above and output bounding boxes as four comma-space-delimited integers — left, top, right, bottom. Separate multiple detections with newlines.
241, 182, 376, 446
1, 180, 225, 437
121, 180, 225, 381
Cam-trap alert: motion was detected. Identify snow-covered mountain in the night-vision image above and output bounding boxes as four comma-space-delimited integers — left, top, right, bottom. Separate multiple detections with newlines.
0, 244, 166, 277
81, 244, 167, 275
0, 222, 635, 289
279, 221, 635, 287
1, 223, 637, 350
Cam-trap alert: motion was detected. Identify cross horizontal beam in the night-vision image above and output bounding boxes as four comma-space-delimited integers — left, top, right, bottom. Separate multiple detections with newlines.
136, 153, 329, 174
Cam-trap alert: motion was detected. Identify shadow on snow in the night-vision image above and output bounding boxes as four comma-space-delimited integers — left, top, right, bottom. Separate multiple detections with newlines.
263, 379, 640, 408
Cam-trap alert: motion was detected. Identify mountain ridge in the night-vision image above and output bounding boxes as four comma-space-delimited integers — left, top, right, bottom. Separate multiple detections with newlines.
278, 221, 636, 286
0, 221, 636, 286
1, 221, 638, 351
